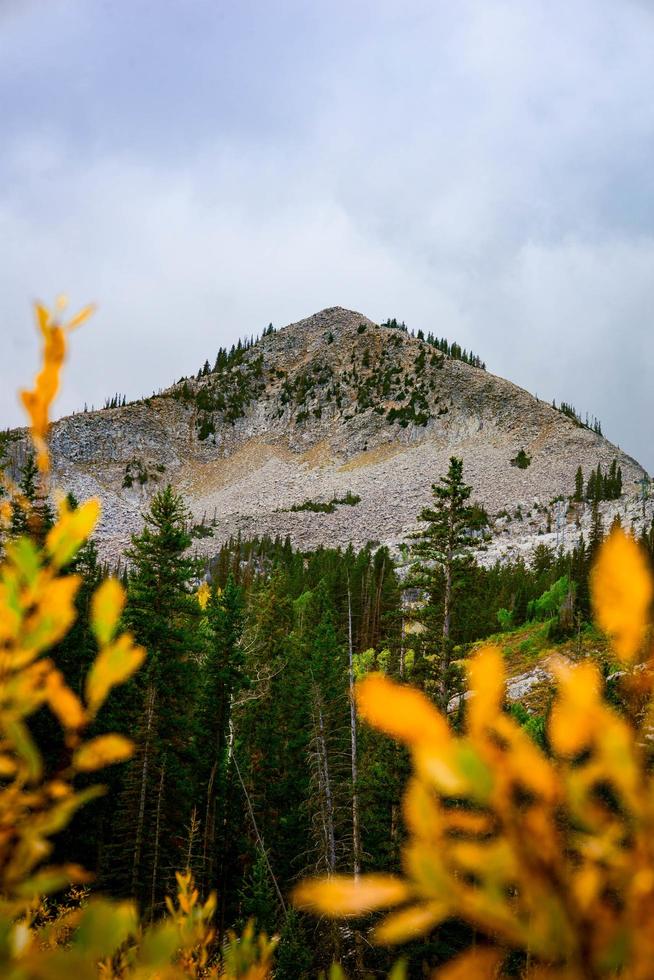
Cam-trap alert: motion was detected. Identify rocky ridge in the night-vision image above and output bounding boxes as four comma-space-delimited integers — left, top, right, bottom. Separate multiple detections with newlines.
3, 307, 649, 565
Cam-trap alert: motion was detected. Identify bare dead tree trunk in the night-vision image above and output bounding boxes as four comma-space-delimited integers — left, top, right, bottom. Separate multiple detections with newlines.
149, 754, 166, 918
202, 761, 217, 896
441, 529, 454, 707
347, 581, 365, 975
217, 709, 237, 944
347, 579, 361, 879
315, 696, 336, 873
372, 556, 386, 648
442, 558, 452, 649
132, 682, 156, 898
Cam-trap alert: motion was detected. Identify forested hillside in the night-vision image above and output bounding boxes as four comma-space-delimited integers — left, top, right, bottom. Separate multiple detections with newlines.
6, 427, 653, 975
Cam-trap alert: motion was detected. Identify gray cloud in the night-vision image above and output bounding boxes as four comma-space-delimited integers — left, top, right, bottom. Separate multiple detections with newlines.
1, 0, 653, 470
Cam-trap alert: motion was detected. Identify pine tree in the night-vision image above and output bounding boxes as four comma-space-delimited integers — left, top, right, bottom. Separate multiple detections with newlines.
589, 499, 605, 560
199, 575, 245, 902
409, 457, 475, 707
10, 452, 53, 542
110, 486, 204, 913
595, 464, 604, 503
574, 466, 584, 503
570, 534, 590, 619
608, 460, 618, 499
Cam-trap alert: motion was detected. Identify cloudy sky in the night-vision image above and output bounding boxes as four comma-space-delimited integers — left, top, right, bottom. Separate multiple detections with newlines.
1, 0, 653, 469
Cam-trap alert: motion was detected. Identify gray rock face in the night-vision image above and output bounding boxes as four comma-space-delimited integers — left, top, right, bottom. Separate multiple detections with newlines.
5, 307, 648, 564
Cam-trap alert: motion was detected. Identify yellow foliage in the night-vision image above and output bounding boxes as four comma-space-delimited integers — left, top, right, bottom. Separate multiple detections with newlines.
294, 875, 410, 917
20, 297, 95, 474
296, 533, 654, 978
47, 496, 101, 569
0, 298, 276, 979
91, 577, 127, 646
85, 632, 146, 716
196, 581, 211, 610
73, 734, 135, 771
591, 527, 653, 662
356, 671, 451, 749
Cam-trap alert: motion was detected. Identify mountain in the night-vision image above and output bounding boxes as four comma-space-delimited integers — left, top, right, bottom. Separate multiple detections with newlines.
4, 307, 647, 563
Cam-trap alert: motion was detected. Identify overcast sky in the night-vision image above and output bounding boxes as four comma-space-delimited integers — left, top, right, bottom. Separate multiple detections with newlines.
1, 0, 653, 470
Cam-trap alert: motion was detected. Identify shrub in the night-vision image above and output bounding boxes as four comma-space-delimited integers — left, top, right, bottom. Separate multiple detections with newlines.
511, 448, 532, 469
496, 607, 513, 630
527, 575, 570, 620
289, 492, 361, 514
295, 528, 654, 979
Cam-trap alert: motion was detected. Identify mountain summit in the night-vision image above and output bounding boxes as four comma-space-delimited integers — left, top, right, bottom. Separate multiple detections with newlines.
5, 307, 647, 562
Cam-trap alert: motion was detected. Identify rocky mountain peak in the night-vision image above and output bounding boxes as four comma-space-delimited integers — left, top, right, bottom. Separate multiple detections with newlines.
2, 307, 648, 565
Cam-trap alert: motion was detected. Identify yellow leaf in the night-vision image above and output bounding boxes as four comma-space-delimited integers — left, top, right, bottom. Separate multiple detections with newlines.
293, 874, 410, 916
374, 901, 447, 944
0, 755, 16, 776
35, 301, 51, 333
549, 660, 602, 757
403, 777, 442, 841
46, 498, 101, 569
66, 303, 96, 331
494, 716, 558, 801
73, 734, 134, 771
45, 669, 86, 729
91, 577, 126, 646
24, 574, 81, 653
16, 864, 91, 898
434, 947, 503, 979
85, 632, 146, 714
591, 528, 653, 663
356, 674, 451, 750
416, 739, 494, 801
20, 300, 94, 473
466, 645, 505, 733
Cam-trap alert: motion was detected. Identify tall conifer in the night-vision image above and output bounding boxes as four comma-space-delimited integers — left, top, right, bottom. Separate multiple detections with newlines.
409, 457, 475, 706
112, 486, 203, 912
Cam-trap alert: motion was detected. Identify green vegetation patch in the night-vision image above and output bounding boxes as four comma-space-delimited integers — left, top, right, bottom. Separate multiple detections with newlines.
122, 458, 166, 488
510, 448, 532, 469
288, 491, 361, 514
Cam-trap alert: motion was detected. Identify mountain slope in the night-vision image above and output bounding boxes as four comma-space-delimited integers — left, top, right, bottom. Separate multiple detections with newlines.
4, 307, 647, 562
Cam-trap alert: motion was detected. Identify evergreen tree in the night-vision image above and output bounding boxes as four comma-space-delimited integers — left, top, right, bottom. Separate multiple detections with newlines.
640, 517, 654, 565
594, 464, 604, 503
409, 457, 475, 706
109, 486, 204, 913
199, 575, 246, 909
574, 466, 584, 503
10, 452, 53, 541
586, 469, 597, 503
589, 499, 605, 560
570, 534, 590, 619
